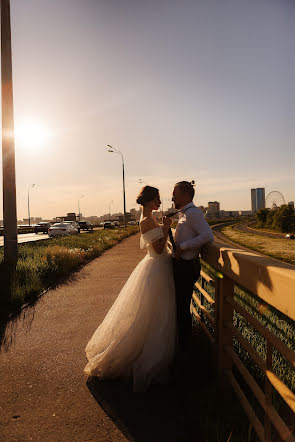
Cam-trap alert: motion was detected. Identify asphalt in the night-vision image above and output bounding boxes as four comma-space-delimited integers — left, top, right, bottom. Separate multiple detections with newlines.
0, 228, 103, 247
0, 233, 213, 442
235, 223, 288, 239
211, 223, 260, 254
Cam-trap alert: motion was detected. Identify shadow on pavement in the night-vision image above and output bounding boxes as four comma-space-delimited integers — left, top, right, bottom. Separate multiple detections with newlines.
86, 328, 251, 442
87, 377, 190, 442
0, 303, 37, 352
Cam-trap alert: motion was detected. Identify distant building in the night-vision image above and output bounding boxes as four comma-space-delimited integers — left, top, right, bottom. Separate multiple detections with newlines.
288, 201, 294, 209
206, 201, 220, 218
118, 212, 133, 224
54, 212, 78, 222
208, 201, 220, 212
251, 188, 265, 213
219, 210, 239, 218
238, 210, 252, 216
251, 189, 256, 214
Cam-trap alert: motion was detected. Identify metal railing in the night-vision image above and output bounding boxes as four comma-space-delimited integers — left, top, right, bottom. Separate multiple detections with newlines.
193, 241, 295, 441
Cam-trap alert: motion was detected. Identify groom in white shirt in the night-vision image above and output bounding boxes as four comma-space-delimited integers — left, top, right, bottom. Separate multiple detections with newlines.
172, 181, 214, 352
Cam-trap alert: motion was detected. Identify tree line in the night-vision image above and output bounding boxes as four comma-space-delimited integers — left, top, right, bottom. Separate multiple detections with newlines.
256, 205, 295, 233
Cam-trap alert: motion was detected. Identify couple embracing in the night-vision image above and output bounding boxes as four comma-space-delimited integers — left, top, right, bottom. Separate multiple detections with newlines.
84, 181, 214, 392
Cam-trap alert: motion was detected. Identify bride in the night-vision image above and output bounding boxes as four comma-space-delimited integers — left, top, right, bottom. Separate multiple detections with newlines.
84, 186, 177, 392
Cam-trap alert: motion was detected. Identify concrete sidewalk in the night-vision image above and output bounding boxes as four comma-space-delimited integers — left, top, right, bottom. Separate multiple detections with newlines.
0, 233, 212, 442
0, 234, 146, 441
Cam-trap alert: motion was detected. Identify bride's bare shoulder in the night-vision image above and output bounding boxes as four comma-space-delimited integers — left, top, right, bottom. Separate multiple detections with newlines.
140, 217, 158, 234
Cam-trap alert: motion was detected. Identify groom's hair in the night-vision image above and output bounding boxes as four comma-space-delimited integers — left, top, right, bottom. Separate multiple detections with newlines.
174, 181, 195, 199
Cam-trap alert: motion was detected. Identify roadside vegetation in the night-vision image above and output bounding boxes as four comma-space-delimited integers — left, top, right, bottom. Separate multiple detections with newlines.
221, 224, 295, 266
0, 227, 139, 312
256, 205, 295, 233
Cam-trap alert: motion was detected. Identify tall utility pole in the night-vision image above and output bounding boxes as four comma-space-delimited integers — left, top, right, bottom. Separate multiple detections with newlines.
28, 184, 35, 226
107, 145, 127, 227
122, 159, 126, 227
1, 0, 18, 264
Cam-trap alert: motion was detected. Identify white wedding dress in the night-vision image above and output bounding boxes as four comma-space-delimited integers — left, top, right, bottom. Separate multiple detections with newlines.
84, 225, 177, 392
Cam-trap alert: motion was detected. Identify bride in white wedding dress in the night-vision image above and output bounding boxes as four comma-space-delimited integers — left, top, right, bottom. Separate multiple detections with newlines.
84, 186, 177, 392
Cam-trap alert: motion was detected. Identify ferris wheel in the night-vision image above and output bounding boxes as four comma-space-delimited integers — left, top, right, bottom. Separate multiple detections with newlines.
265, 191, 285, 210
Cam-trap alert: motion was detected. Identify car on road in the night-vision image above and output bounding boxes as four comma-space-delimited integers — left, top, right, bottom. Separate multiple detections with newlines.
103, 221, 115, 229
48, 223, 79, 237
285, 233, 295, 240
127, 220, 137, 226
78, 221, 94, 231
63, 221, 81, 233
34, 222, 52, 234
112, 221, 120, 227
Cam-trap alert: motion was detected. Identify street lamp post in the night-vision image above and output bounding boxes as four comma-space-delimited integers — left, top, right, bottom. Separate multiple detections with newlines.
78, 195, 85, 221
1, 0, 18, 264
107, 145, 126, 227
28, 184, 36, 226
109, 200, 113, 221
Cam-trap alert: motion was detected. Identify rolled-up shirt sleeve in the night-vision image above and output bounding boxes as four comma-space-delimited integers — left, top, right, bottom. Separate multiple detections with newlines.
179, 209, 214, 250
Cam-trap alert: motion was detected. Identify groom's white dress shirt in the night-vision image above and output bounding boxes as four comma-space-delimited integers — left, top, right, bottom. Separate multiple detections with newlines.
174, 202, 214, 260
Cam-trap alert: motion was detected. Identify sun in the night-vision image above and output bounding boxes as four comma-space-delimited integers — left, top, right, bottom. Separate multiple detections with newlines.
15, 119, 51, 151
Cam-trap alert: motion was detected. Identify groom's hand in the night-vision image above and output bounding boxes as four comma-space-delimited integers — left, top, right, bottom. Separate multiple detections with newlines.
174, 246, 183, 259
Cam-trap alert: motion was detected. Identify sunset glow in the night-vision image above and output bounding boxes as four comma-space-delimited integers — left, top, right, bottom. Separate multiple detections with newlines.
15, 119, 51, 151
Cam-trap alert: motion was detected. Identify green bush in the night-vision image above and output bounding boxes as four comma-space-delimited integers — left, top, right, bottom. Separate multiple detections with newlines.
257, 205, 295, 233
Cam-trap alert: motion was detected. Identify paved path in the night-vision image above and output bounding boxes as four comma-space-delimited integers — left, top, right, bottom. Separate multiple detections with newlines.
0, 234, 214, 442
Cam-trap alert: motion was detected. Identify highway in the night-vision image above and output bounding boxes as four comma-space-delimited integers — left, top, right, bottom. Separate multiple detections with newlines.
0, 232, 49, 246
0, 228, 103, 247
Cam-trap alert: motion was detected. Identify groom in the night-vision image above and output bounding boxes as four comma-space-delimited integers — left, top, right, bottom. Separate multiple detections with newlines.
171, 181, 214, 352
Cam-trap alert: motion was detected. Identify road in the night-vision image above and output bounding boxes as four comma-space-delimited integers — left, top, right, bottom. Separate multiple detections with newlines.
211, 222, 267, 254
0, 228, 103, 247
211, 222, 295, 266
235, 223, 287, 239
211, 223, 258, 253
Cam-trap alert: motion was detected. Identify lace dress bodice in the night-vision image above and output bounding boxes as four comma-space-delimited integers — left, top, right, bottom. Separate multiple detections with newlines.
140, 226, 169, 258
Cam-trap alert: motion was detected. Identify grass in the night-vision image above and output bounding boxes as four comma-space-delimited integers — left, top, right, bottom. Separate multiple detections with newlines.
221, 224, 295, 265
0, 227, 139, 312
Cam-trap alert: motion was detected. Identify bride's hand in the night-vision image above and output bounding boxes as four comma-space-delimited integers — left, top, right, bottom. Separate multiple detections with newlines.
162, 216, 172, 228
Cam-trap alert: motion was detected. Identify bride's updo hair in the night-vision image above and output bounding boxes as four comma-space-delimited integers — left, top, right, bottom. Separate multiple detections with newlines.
136, 186, 159, 206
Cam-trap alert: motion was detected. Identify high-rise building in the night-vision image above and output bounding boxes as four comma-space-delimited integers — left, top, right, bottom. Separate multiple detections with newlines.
251, 188, 265, 213
256, 188, 265, 211
288, 201, 294, 209
208, 201, 220, 213
251, 189, 257, 213
206, 201, 220, 218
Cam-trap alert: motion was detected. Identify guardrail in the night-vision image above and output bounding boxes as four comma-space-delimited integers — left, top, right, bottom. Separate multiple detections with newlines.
193, 241, 295, 441
0, 226, 36, 236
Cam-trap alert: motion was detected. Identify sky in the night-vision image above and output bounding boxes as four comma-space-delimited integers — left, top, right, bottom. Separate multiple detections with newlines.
0, 0, 294, 219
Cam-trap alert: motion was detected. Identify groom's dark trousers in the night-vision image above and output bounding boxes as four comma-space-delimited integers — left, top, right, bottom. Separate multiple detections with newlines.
172, 257, 201, 351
